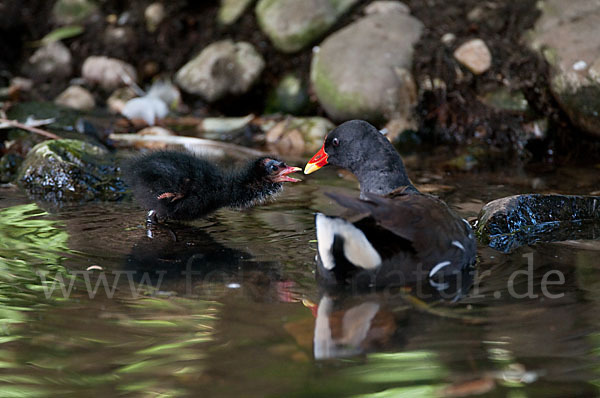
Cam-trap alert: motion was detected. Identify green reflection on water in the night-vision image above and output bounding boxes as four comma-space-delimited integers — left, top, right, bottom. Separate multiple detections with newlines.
0, 203, 70, 332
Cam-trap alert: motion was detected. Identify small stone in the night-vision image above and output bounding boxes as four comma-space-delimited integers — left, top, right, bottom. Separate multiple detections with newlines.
218, 0, 254, 25
27, 41, 72, 80
266, 74, 310, 114
364, 1, 409, 15
145, 2, 165, 32
107, 87, 137, 113
256, 0, 359, 53
441, 32, 456, 45
82, 56, 137, 91
453, 38, 492, 75
52, 0, 98, 25
265, 116, 334, 155
54, 85, 95, 111
175, 40, 264, 102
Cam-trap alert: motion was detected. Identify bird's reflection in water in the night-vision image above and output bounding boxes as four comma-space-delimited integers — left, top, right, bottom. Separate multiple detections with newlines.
313, 269, 473, 360
124, 223, 286, 300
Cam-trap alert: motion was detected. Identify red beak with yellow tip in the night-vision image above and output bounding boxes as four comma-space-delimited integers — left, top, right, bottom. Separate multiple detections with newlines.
304, 144, 328, 174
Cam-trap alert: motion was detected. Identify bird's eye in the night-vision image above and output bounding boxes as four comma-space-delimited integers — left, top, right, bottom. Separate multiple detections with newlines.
332, 137, 340, 147
270, 163, 279, 172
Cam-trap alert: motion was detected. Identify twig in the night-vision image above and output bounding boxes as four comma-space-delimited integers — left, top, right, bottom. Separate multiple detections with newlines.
0, 117, 61, 140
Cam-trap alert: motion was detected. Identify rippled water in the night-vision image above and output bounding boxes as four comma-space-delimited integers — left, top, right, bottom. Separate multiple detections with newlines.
1, 162, 599, 397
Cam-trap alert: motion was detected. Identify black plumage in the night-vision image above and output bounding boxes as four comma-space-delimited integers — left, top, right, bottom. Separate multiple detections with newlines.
123, 150, 300, 222
305, 120, 476, 293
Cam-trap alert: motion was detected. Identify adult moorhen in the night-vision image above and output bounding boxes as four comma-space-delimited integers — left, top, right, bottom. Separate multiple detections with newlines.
304, 120, 476, 291
123, 150, 301, 223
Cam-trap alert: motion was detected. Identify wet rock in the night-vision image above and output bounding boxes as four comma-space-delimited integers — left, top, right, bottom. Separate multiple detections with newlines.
175, 40, 264, 102
265, 116, 334, 155
256, 0, 359, 53
82, 56, 138, 91
476, 194, 600, 253
364, 1, 409, 15
18, 139, 125, 202
219, 0, 255, 25
54, 85, 95, 111
310, 11, 422, 122
526, 0, 600, 137
0, 153, 24, 183
145, 2, 166, 32
27, 41, 72, 80
52, 0, 98, 25
265, 74, 310, 115
453, 38, 492, 75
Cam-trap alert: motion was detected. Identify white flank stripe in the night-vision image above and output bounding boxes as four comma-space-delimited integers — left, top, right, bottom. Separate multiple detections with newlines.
452, 240, 465, 251
429, 261, 451, 278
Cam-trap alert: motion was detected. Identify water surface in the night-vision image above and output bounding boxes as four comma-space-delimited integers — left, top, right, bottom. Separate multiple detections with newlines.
1, 163, 599, 397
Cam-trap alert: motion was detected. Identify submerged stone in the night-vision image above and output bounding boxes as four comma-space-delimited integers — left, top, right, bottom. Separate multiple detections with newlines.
476, 194, 600, 253
18, 139, 125, 202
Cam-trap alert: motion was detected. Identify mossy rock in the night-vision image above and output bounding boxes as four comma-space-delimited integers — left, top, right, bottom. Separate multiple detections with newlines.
18, 139, 125, 202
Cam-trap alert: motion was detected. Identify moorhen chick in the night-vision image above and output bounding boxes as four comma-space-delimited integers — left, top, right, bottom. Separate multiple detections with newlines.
304, 120, 476, 291
123, 150, 301, 223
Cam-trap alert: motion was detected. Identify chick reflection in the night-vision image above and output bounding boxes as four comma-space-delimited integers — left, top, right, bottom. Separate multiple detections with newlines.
125, 224, 284, 299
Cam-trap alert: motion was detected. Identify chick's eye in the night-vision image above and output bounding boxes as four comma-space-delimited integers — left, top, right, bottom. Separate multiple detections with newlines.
332, 137, 340, 147
270, 163, 279, 172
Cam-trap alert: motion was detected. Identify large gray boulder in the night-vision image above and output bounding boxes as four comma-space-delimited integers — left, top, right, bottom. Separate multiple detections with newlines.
27, 41, 73, 80
310, 11, 423, 122
526, 0, 600, 137
256, 0, 359, 53
175, 40, 265, 102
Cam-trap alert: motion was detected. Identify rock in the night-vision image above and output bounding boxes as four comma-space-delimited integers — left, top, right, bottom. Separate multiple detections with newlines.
218, 0, 254, 25
479, 87, 529, 112
27, 41, 72, 80
145, 2, 166, 32
453, 38, 492, 75
175, 40, 264, 102
265, 116, 334, 155
82, 56, 138, 91
265, 74, 310, 115
54, 85, 95, 111
526, 0, 600, 137
310, 12, 422, 122
52, 0, 98, 25
364, 1, 409, 15
18, 139, 125, 202
476, 194, 600, 253
103, 26, 136, 50
256, 0, 359, 53
107, 87, 137, 113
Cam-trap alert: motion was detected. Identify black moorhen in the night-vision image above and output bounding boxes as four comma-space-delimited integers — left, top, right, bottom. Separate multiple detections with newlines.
123, 150, 301, 223
304, 120, 476, 291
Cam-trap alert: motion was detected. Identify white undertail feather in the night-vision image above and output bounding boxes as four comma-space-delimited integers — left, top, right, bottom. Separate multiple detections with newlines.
316, 213, 382, 270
